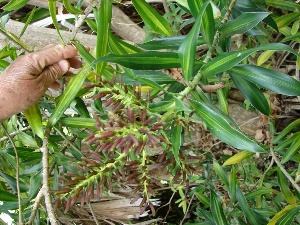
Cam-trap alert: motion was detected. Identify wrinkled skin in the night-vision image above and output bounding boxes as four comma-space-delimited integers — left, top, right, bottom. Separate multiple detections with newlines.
0, 45, 81, 122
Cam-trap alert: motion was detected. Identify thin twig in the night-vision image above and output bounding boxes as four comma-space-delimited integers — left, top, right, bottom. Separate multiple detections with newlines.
27, 189, 44, 225
70, 0, 99, 41
0, 126, 31, 142
162, 0, 171, 13
1, 123, 23, 225
269, 144, 300, 193
53, 127, 81, 152
179, 194, 195, 225
42, 128, 59, 224
88, 203, 100, 225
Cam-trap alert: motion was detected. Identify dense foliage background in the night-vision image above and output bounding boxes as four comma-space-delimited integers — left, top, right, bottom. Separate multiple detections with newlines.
0, 0, 300, 224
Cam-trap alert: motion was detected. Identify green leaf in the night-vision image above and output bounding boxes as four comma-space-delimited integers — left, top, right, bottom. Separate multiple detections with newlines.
276, 206, 300, 225
93, 51, 182, 70
189, 0, 215, 46
124, 68, 164, 91
230, 73, 270, 115
219, 12, 269, 37
223, 151, 254, 166
122, 70, 176, 85
190, 100, 265, 153
23, 103, 44, 139
18, 132, 39, 148
202, 43, 300, 77
171, 124, 183, 165
265, 0, 300, 11
257, 50, 275, 66
0, 172, 28, 193
4, 147, 42, 162
95, 0, 112, 75
2, 0, 29, 11
275, 12, 300, 29
210, 189, 228, 225
63, 0, 83, 14
72, 97, 90, 118
0, 190, 18, 202
213, 160, 229, 188
281, 132, 300, 164
58, 117, 96, 130
245, 187, 278, 199
278, 169, 296, 204
229, 167, 237, 203
48, 64, 90, 127
273, 119, 300, 144
236, 186, 262, 225
28, 172, 42, 200
178, 1, 210, 81
72, 41, 95, 68
0, 27, 31, 52
267, 203, 300, 225
109, 33, 142, 54
138, 36, 205, 50
229, 65, 300, 96
149, 101, 175, 112
132, 0, 173, 36
48, 0, 65, 44
20, 6, 36, 38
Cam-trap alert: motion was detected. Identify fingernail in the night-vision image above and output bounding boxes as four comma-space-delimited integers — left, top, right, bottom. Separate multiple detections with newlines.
57, 60, 69, 73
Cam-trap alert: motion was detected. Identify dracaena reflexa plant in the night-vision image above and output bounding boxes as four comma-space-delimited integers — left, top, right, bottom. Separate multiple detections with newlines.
1, 0, 300, 224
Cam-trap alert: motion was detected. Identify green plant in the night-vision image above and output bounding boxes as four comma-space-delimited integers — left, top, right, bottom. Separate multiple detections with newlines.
0, 0, 300, 224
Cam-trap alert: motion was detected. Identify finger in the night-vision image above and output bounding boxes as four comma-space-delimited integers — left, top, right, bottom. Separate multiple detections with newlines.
67, 57, 82, 69
39, 59, 70, 87
28, 45, 78, 74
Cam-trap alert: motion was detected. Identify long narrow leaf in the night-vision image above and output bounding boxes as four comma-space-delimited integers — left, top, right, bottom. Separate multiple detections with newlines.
281, 132, 300, 164
189, 0, 215, 46
95, 0, 112, 76
139, 36, 205, 50
23, 103, 44, 139
93, 51, 182, 70
171, 124, 183, 165
48, 0, 65, 44
210, 189, 228, 225
219, 12, 269, 37
109, 33, 142, 54
230, 73, 270, 115
276, 206, 300, 225
48, 64, 90, 127
236, 186, 263, 225
229, 65, 300, 96
190, 100, 265, 153
132, 0, 173, 36
267, 203, 300, 225
0, 190, 18, 202
2, 0, 29, 11
273, 119, 300, 144
278, 169, 296, 204
223, 151, 254, 166
201, 43, 300, 77
63, 0, 83, 14
178, 1, 210, 81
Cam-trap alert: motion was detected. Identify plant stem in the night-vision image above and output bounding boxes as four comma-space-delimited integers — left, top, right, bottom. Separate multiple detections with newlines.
70, 0, 99, 41
27, 189, 44, 225
88, 203, 100, 225
42, 128, 59, 225
269, 144, 300, 193
1, 123, 23, 225
0, 126, 31, 142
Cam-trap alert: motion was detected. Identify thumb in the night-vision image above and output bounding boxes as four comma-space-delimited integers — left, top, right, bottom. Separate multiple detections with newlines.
40, 59, 70, 86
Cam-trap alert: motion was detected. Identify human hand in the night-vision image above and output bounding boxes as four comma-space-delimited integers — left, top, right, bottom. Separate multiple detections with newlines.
0, 44, 81, 122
